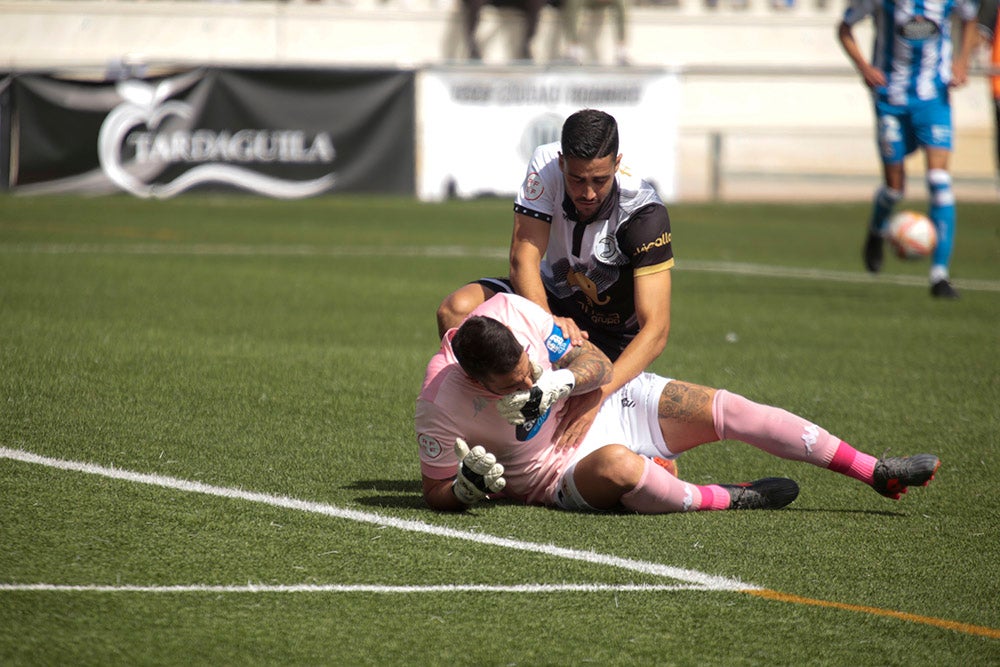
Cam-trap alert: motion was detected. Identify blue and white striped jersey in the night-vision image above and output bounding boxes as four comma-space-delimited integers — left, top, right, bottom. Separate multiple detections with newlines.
843, 0, 979, 105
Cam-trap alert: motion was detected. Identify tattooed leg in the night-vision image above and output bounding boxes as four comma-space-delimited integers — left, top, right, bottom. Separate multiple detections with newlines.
658, 381, 715, 422
657, 381, 720, 453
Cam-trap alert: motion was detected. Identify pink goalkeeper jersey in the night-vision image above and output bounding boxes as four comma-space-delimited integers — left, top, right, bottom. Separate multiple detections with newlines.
415, 293, 579, 506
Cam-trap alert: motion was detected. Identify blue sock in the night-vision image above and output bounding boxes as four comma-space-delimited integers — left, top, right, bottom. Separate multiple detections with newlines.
870, 186, 902, 234
927, 169, 955, 277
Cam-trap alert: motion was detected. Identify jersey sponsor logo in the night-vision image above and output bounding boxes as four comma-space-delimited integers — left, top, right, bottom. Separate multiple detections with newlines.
567, 268, 610, 305
515, 408, 551, 441
589, 311, 622, 327
545, 325, 571, 362
634, 232, 671, 255
418, 434, 443, 459
524, 172, 544, 201
898, 17, 940, 42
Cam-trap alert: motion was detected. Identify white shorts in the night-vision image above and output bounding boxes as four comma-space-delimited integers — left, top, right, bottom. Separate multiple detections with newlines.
554, 372, 678, 511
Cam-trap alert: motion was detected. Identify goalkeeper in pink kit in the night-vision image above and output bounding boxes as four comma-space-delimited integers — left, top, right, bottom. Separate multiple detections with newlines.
416, 293, 940, 512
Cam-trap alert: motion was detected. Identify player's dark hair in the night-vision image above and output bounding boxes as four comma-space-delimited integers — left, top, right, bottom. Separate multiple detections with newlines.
561, 109, 619, 160
452, 316, 523, 381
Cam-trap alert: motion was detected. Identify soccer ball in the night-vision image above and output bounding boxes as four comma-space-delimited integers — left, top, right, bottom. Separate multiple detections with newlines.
887, 210, 937, 259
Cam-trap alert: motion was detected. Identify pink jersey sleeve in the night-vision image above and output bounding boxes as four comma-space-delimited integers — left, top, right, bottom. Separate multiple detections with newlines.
415, 396, 462, 481
415, 330, 471, 481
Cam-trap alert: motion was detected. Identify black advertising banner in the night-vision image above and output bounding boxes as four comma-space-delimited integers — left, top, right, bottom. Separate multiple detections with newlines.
7, 68, 415, 197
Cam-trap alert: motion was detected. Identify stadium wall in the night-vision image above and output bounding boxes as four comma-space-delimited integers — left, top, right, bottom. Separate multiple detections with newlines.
0, 0, 995, 201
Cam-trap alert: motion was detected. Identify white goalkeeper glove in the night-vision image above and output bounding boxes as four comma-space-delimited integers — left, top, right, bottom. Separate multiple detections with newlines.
497, 365, 575, 425
451, 438, 506, 505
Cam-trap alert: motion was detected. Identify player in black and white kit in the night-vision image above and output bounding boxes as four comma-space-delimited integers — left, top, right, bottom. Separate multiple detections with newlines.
513, 139, 673, 357
437, 109, 674, 450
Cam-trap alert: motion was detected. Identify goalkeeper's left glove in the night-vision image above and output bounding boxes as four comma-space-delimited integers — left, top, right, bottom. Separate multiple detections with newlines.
497, 365, 575, 425
451, 438, 506, 505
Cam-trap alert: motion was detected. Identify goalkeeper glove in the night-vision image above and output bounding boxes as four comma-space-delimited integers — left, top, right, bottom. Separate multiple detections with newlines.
497, 366, 575, 425
452, 438, 506, 505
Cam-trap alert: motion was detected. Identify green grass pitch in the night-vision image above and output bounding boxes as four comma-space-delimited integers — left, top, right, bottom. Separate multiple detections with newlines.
0, 194, 998, 665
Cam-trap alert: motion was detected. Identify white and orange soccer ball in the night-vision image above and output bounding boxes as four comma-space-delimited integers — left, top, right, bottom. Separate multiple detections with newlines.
887, 210, 937, 259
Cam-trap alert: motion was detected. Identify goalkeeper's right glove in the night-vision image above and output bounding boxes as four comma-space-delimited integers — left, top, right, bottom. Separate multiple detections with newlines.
451, 438, 506, 505
497, 367, 575, 425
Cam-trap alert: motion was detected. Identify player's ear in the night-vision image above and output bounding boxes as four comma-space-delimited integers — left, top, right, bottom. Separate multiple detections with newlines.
614, 153, 622, 171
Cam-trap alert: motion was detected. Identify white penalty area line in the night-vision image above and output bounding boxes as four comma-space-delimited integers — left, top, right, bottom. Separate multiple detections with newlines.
4, 243, 998, 293
0, 447, 754, 593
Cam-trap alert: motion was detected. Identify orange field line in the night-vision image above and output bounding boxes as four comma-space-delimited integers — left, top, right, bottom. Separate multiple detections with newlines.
743, 588, 1000, 639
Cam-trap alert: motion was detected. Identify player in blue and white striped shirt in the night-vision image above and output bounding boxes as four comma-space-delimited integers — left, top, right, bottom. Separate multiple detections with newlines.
838, 0, 980, 298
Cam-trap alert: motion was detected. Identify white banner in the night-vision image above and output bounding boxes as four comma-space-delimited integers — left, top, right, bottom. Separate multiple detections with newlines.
416, 67, 681, 202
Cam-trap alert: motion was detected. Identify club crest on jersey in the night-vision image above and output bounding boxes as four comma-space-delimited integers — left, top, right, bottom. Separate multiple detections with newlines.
596, 235, 620, 262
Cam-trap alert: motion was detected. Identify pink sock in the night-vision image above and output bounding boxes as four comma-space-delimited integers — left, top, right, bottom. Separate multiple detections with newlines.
827, 440, 878, 484
713, 389, 877, 483
620, 457, 731, 513
713, 390, 842, 465
696, 483, 733, 511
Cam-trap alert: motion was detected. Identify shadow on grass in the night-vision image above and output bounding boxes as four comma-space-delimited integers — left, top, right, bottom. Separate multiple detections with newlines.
346, 479, 422, 493
343, 480, 911, 517
346, 478, 528, 512
781, 507, 909, 517
345, 478, 426, 510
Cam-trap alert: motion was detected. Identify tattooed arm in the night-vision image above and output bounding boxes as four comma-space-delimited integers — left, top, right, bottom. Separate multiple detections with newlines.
553, 338, 613, 396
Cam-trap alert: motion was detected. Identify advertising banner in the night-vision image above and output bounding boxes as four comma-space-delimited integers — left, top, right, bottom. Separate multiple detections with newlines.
416, 67, 681, 202
8, 68, 415, 197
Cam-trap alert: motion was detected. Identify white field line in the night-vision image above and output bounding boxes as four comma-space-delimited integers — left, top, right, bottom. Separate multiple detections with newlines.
682, 259, 1000, 292
0, 243, 508, 260
3, 242, 998, 292
0, 447, 756, 593
0, 583, 708, 594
